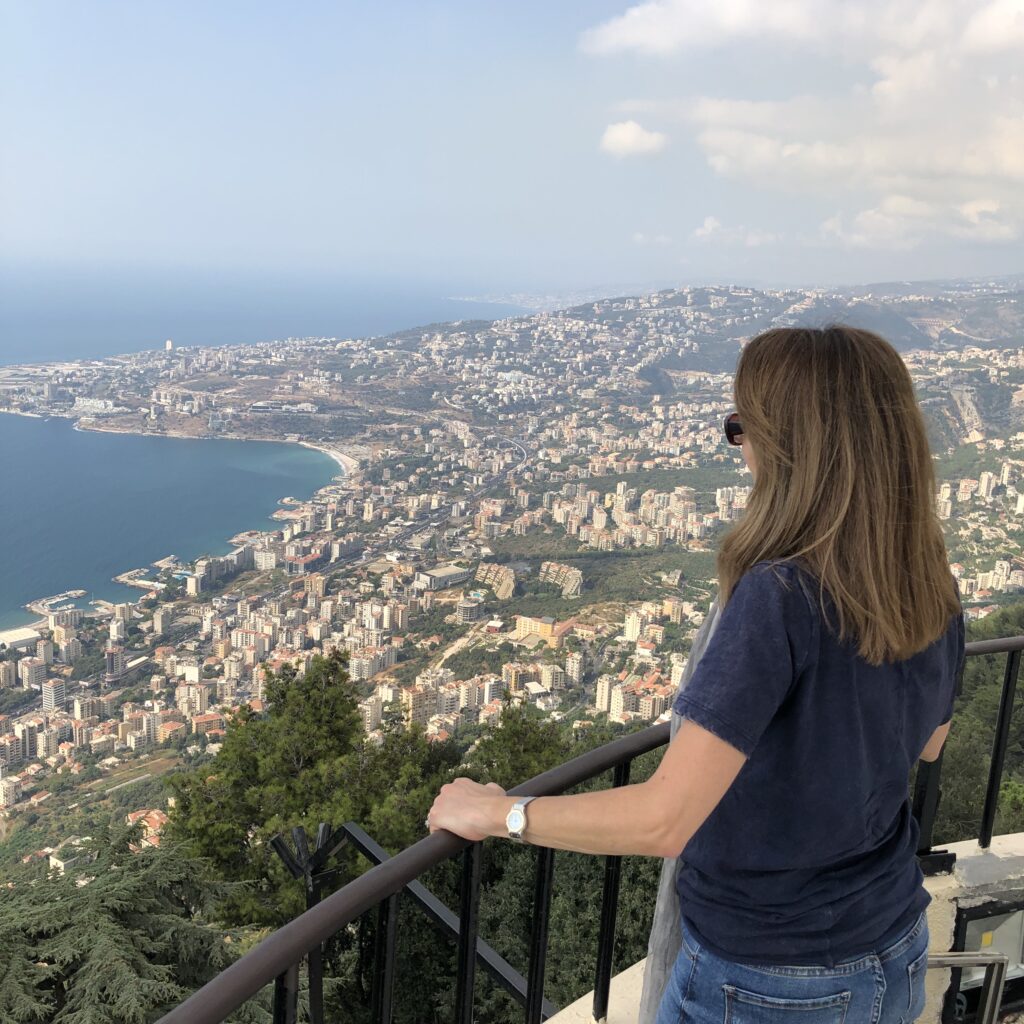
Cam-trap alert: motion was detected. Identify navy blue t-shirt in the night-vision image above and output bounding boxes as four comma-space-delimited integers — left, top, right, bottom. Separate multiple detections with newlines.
674, 561, 963, 966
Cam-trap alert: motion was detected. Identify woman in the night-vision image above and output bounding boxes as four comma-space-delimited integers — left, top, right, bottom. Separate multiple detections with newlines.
428, 325, 963, 1024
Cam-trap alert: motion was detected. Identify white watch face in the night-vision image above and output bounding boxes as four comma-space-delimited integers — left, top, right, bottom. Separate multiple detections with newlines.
507, 809, 526, 833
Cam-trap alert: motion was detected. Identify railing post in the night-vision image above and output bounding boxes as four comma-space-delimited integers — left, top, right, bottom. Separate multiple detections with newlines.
980, 649, 1022, 848
272, 962, 300, 1024
308, 934, 324, 1024
454, 843, 483, 1024
977, 956, 1009, 1024
912, 749, 956, 875
371, 893, 400, 1024
912, 752, 943, 855
913, 653, 966, 873
306, 866, 325, 1024
269, 823, 348, 1024
526, 846, 556, 1024
592, 760, 631, 1024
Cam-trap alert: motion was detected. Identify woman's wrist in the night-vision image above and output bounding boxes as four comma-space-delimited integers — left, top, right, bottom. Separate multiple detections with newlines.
486, 795, 516, 838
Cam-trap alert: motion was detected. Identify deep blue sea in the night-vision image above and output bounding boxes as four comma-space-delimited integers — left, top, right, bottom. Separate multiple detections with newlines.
0, 415, 340, 629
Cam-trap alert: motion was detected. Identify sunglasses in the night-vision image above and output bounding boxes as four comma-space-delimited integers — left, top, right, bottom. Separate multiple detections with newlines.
723, 413, 744, 446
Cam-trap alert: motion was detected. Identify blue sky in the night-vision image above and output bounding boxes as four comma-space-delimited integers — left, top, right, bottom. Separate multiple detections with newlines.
3, 0, 1024, 294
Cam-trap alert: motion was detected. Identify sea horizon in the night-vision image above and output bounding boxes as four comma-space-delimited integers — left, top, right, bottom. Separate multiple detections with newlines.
0, 268, 525, 366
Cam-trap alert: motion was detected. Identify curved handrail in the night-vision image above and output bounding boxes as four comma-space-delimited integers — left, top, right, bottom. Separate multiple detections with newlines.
160, 632, 1024, 1023
158, 722, 671, 1023
965, 636, 1024, 656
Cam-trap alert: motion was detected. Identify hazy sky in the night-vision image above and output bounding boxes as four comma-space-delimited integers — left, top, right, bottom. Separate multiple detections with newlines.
4, 0, 1024, 293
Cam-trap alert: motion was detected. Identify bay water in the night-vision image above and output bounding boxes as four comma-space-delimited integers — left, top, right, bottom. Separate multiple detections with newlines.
0, 414, 339, 629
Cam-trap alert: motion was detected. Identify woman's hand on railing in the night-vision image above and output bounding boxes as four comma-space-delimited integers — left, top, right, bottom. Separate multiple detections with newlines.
432, 718, 748, 858
428, 778, 509, 841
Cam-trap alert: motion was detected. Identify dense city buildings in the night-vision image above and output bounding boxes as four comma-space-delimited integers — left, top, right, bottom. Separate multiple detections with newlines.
2, 276, 1024, 839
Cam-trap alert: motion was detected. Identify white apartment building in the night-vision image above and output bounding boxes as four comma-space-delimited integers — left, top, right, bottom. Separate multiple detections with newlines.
359, 695, 383, 733
595, 674, 616, 713
254, 548, 278, 571
540, 664, 565, 690
18, 657, 46, 689
624, 611, 647, 642
0, 777, 23, 808
565, 651, 583, 684
610, 684, 639, 718
41, 678, 66, 713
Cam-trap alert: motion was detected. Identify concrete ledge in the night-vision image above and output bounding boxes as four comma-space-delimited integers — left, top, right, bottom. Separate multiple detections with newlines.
547, 957, 647, 1024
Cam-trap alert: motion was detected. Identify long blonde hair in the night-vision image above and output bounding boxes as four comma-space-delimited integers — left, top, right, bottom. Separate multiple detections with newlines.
718, 325, 960, 665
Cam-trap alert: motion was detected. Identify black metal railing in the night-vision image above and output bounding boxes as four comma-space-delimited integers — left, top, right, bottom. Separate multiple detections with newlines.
158, 633, 1024, 1024
915, 635, 1024, 868
157, 723, 670, 1024
341, 821, 557, 1019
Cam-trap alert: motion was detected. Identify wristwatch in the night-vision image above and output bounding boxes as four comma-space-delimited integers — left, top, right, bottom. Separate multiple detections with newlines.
505, 796, 537, 842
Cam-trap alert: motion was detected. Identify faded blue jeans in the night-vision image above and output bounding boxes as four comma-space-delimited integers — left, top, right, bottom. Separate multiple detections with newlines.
655, 911, 930, 1024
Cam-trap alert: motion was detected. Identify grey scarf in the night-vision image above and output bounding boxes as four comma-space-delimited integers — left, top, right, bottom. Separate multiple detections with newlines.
637, 597, 722, 1024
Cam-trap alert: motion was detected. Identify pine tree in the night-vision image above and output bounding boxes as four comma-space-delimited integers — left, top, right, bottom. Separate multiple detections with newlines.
0, 824, 251, 1024
166, 651, 464, 923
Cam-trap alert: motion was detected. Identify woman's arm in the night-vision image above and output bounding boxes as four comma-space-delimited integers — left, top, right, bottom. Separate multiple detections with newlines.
920, 721, 950, 763
427, 719, 747, 858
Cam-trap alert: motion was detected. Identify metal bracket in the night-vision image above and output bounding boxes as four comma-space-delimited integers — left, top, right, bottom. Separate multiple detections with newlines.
919, 849, 957, 876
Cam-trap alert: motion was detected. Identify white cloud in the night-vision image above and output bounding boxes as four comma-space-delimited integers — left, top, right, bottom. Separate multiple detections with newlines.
954, 199, 1019, 241
585, 0, 1024, 249
632, 231, 673, 245
692, 215, 778, 247
580, 0, 822, 55
963, 0, 1024, 52
820, 196, 1020, 249
582, 0, 971, 57
820, 206, 923, 250
692, 216, 721, 239
600, 120, 668, 157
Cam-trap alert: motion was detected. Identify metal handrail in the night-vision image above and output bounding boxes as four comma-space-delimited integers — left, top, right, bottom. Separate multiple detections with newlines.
964, 636, 1024, 656
928, 952, 1009, 1024
915, 635, 1024, 860
157, 722, 670, 1024
158, 631, 1024, 1024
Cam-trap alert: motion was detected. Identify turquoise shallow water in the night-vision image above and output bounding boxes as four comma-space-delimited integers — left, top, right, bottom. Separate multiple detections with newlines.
0, 415, 339, 628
